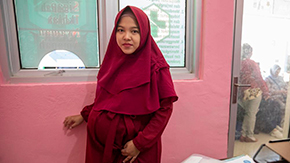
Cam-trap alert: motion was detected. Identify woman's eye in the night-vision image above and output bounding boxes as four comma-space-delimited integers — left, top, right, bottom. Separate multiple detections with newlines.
132, 30, 139, 34
117, 29, 124, 32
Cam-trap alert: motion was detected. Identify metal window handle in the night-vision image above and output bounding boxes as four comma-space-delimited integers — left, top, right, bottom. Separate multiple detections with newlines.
44, 70, 66, 76
232, 77, 251, 104
234, 83, 251, 87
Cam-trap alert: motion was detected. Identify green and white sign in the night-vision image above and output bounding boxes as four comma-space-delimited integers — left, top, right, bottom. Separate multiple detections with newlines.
120, 0, 186, 67
14, 0, 99, 68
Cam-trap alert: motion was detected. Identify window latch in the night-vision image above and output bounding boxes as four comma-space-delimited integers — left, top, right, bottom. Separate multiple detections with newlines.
44, 70, 65, 76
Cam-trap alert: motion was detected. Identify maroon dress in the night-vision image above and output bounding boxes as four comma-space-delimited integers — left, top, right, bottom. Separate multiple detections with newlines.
80, 6, 178, 163
81, 98, 173, 163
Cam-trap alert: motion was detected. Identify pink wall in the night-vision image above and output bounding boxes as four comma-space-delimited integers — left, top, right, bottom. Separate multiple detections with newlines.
0, 0, 234, 163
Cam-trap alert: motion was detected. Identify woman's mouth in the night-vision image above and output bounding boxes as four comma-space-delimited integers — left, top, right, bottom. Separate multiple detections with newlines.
123, 43, 132, 47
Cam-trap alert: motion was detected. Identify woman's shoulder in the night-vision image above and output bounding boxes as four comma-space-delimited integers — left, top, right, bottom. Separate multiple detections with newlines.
277, 76, 285, 81
265, 76, 270, 80
242, 59, 256, 67
265, 76, 273, 82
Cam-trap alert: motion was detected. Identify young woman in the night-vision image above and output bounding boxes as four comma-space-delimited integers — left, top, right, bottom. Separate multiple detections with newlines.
63, 6, 178, 163
239, 43, 269, 142
263, 64, 287, 138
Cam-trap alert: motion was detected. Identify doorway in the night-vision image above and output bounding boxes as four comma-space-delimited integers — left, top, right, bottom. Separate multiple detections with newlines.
229, 0, 290, 158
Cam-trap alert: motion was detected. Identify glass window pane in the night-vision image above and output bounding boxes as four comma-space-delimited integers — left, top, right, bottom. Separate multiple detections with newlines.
234, 0, 290, 157
119, 0, 186, 67
13, 0, 99, 69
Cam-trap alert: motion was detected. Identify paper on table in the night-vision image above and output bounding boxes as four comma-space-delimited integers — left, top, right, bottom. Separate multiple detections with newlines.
224, 155, 255, 163
181, 156, 203, 163
181, 154, 224, 163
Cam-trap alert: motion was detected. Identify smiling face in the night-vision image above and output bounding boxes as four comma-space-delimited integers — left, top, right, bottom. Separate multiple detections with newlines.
116, 16, 140, 55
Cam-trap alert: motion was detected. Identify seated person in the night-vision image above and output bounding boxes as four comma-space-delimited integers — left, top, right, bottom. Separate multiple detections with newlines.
256, 64, 287, 139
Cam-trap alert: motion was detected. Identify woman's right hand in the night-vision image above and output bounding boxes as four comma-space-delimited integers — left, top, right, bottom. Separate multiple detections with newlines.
264, 95, 270, 101
63, 114, 84, 129
281, 90, 287, 96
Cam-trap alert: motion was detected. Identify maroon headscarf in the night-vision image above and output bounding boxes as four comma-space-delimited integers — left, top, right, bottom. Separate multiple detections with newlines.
94, 6, 177, 115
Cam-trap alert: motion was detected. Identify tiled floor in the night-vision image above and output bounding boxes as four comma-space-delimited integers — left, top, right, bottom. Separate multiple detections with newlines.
233, 132, 280, 157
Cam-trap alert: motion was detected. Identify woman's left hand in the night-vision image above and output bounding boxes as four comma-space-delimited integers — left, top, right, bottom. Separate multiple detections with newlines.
281, 90, 287, 96
63, 114, 84, 129
121, 140, 140, 163
264, 95, 270, 101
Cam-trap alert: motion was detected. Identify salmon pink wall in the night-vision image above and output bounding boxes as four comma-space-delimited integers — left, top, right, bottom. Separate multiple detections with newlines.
0, 0, 234, 163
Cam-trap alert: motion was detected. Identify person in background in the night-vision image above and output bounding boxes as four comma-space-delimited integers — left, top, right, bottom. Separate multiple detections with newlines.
262, 64, 287, 138
238, 43, 269, 142
63, 6, 178, 163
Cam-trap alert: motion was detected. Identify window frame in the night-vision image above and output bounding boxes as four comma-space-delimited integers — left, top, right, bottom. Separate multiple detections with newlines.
0, 0, 201, 83
173, 0, 201, 79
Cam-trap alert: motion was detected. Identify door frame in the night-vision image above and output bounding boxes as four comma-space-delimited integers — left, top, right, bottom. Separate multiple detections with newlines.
227, 0, 244, 158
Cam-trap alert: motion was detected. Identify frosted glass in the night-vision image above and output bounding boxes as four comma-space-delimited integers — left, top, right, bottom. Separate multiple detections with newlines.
14, 0, 99, 69
119, 0, 186, 67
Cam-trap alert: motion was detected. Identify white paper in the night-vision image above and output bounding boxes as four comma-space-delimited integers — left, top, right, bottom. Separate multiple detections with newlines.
181, 156, 203, 163
224, 155, 255, 163
181, 154, 224, 163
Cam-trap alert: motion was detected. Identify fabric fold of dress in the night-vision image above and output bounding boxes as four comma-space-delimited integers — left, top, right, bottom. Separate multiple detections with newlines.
86, 109, 165, 163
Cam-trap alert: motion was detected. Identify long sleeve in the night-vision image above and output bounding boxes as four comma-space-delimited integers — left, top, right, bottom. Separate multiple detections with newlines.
81, 84, 102, 122
265, 77, 279, 96
253, 64, 269, 97
240, 59, 269, 98
80, 103, 94, 122
133, 98, 173, 152
265, 76, 287, 101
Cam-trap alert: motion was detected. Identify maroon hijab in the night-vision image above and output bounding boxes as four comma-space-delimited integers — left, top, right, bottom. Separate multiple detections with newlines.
94, 6, 177, 115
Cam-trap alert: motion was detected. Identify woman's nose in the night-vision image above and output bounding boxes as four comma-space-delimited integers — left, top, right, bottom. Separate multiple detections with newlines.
124, 32, 131, 40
